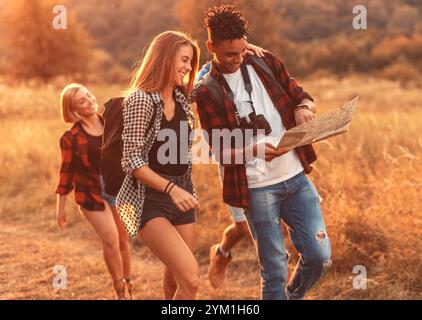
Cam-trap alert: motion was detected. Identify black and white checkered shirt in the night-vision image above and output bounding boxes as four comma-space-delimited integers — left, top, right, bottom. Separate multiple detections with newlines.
116, 87, 197, 238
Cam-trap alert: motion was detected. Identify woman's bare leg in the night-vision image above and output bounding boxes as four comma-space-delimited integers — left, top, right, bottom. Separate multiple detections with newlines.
138, 217, 199, 300
163, 222, 196, 299
81, 204, 124, 289
110, 206, 132, 280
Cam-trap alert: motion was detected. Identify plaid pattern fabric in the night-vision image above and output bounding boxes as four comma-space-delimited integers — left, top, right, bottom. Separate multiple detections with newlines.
195, 51, 317, 208
55, 122, 105, 211
116, 87, 197, 238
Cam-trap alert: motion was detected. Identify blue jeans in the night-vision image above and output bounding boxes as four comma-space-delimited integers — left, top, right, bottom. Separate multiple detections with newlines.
245, 171, 332, 300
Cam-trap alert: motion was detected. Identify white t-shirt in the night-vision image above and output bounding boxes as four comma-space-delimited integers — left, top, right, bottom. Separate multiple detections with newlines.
223, 65, 303, 188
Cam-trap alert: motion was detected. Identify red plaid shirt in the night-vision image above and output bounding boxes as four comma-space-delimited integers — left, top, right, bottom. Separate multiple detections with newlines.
55, 120, 105, 211
195, 52, 317, 208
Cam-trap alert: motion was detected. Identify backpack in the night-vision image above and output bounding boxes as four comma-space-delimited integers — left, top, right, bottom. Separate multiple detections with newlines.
100, 94, 157, 196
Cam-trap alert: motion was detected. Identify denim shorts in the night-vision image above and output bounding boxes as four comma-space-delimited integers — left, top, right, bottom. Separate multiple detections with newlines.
100, 175, 117, 207
140, 170, 196, 229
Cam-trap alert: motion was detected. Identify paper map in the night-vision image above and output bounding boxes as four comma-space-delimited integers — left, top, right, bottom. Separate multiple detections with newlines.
277, 97, 359, 149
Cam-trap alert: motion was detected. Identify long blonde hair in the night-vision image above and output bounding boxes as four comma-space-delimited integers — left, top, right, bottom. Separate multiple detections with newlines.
125, 31, 200, 97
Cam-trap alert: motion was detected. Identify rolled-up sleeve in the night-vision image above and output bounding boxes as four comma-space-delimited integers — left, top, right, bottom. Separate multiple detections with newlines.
55, 134, 75, 195
121, 90, 155, 175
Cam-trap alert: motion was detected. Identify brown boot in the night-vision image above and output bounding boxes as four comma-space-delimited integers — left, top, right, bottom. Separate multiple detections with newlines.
208, 244, 232, 289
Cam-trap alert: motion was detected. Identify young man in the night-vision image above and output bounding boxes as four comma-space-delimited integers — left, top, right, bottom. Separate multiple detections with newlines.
195, 5, 332, 300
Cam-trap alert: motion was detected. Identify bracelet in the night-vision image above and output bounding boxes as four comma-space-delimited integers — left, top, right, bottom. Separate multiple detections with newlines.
163, 181, 172, 193
167, 183, 177, 195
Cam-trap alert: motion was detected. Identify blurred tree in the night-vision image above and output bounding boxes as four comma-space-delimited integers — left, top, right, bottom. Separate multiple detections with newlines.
372, 35, 422, 72
0, 2, 9, 75
71, 0, 179, 69
386, 4, 419, 36
1, 0, 93, 82
173, 0, 218, 63
2, 0, 420, 83
282, 0, 341, 42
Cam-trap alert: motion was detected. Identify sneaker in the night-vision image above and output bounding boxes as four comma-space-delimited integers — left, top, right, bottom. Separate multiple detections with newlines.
208, 244, 232, 289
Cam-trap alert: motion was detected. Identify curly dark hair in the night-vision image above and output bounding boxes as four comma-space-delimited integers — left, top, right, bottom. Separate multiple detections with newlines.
204, 5, 248, 43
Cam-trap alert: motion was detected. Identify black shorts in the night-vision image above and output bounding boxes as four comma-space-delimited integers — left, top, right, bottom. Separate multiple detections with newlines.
140, 170, 196, 229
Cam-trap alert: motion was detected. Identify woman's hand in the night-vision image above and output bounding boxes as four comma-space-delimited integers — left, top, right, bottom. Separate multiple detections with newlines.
56, 209, 67, 229
169, 185, 199, 212
246, 43, 267, 58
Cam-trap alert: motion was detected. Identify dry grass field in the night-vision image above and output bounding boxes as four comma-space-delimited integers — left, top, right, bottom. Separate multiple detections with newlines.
0, 76, 421, 299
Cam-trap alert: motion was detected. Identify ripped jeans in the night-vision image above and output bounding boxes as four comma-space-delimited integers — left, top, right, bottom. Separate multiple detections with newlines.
245, 171, 332, 300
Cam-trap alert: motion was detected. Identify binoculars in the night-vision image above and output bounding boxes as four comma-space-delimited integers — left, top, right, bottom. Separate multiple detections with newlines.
238, 111, 272, 136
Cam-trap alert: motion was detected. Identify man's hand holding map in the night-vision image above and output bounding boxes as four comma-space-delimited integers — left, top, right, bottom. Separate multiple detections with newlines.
276, 97, 359, 150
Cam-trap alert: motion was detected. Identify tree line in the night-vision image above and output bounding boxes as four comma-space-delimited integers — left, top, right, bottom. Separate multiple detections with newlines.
0, 0, 421, 84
